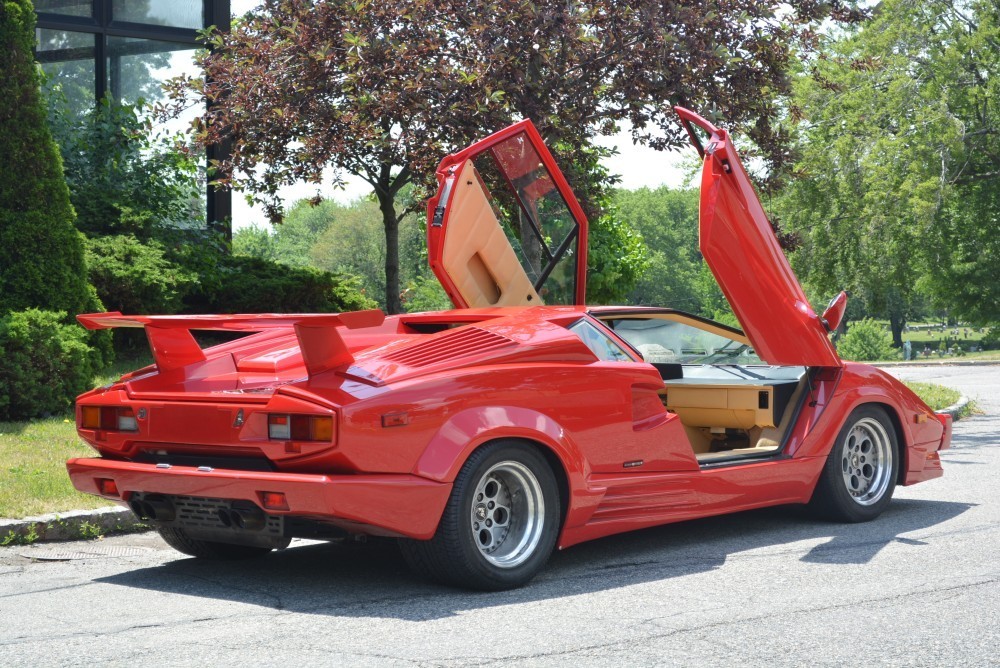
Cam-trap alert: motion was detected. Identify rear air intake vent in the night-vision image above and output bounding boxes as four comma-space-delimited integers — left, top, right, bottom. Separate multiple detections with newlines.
384, 327, 515, 368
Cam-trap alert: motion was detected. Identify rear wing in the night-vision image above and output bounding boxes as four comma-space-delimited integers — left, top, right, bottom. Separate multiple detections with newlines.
78, 310, 386, 377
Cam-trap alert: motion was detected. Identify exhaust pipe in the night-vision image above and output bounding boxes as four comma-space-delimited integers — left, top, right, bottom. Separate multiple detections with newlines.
128, 495, 175, 522
144, 495, 176, 522
128, 498, 146, 519
229, 502, 266, 531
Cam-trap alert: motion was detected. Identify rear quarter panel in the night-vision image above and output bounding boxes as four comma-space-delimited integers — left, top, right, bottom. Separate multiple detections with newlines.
328, 362, 698, 481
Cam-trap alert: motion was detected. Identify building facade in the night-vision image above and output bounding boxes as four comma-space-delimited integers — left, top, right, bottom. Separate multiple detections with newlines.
34, 0, 232, 235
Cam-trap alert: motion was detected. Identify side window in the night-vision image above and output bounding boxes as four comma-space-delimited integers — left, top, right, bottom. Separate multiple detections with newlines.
472, 132, 580, 304
569, 320, 633, 362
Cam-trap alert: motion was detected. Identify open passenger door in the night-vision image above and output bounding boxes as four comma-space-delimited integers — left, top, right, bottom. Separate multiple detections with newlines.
675, 107, 842, 368
427, 120, 589, 308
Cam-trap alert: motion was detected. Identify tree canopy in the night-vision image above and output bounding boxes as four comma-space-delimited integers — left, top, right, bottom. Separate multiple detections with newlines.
775, 0, 1000, 337
166, 0, 860, 312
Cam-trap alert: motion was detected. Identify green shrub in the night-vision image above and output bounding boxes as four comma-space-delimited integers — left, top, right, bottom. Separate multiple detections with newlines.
232, 224, 277, 260
401, 275, 453, 313
0, 1, 93, 316
837, 318, 898, 361
0, 310, 102, 420
85, 235, 197, 314
586, 209, 650, 304
178, 248, 377, 314
982, 326, 1000, 350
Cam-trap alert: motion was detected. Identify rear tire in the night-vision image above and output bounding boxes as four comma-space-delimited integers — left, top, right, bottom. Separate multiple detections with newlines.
157, 527, 274, 560
400, 440, 560, 590
810, 405, 899, 522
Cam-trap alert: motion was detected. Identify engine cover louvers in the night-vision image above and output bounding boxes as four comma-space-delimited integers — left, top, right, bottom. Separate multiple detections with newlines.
383, 327, 515, 368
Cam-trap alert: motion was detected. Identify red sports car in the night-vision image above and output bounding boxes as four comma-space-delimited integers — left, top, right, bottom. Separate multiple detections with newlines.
67, 108, 951, 590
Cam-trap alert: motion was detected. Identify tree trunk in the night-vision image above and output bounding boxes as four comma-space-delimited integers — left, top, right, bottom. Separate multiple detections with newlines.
889, 314, 905, 348
377, 191, 402, 314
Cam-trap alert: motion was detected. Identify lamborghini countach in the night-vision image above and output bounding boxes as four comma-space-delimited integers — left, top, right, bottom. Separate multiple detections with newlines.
67, 108, 951, 590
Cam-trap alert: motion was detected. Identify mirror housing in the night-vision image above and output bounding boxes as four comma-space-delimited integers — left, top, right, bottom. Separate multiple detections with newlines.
821, 291, 849, 333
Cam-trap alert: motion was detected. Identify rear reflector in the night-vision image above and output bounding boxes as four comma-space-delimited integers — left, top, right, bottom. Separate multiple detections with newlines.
260, 491, 289, 510
97, 478, 119, 497
268, 414, 334, 442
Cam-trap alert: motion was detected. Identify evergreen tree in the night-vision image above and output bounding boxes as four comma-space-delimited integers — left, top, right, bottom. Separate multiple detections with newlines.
0, 0, 93, 315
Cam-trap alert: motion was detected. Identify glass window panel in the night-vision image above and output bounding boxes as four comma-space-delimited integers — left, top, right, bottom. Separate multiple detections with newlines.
471, 131, 580, 304
35, 0, 92, 17
569, 320, 633, 363
106, 37, 206, 229
112, 0, 204, 29
106, 37, 196, 107
36, 28, 96, 116
608, 318, 765, 365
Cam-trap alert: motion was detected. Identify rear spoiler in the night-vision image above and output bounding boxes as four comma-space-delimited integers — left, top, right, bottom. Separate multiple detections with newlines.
77, 310, 386, 377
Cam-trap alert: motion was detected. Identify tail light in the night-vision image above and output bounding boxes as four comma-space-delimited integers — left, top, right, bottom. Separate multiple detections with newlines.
80, 406, 138, 432
268, 414, 334, 442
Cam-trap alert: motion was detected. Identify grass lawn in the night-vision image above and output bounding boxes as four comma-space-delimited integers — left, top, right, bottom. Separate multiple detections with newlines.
0, 350, 969, 519
864, 320, 999, 361
886, 348, 1000, 362
902, 382, 960, 411
0, 416, 111, 517
0, 351, 151, 519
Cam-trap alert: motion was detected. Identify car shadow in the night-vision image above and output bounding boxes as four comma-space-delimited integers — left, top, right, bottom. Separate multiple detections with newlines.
94, 497, 972, 621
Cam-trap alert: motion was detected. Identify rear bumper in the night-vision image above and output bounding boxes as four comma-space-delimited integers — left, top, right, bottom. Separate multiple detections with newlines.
67, 457, 451, 539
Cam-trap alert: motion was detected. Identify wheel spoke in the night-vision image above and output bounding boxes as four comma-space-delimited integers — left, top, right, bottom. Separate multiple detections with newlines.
469, 460, 546, 569
839, 417, 893, 506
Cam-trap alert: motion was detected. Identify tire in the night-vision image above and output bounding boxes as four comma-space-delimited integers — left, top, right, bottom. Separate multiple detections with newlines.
810, 405, 899, 522
156, 526, 275, 560
400, 440, 560, 590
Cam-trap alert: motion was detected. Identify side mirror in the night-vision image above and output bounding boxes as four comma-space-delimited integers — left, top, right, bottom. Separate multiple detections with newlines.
821, 291, 848, 333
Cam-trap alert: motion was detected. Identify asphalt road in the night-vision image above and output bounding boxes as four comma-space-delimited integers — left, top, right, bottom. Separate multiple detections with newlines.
1, 365, 997, 667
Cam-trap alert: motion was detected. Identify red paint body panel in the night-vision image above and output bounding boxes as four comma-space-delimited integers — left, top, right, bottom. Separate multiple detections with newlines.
67, 115, 948, 561
559, 456, 826, 548
67, 457, 451, 539
675, 107, 841, 367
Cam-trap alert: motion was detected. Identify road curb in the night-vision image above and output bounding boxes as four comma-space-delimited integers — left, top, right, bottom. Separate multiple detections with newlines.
936, 396, 971, 419
0, 506, 144, 543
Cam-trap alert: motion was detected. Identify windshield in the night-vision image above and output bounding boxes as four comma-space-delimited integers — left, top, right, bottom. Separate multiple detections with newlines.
607, 318, 764, 365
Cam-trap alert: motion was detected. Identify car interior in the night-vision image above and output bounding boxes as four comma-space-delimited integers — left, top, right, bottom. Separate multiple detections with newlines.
599, 314, 811, 465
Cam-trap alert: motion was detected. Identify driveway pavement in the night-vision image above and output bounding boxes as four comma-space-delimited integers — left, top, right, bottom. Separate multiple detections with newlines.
0, 366, 997, 667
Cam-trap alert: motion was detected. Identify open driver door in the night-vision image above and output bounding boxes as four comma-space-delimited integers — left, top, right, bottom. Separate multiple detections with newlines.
427, 120, 589, 308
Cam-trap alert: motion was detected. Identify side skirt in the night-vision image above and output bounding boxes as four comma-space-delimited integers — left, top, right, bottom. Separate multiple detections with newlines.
558, 455, 825, 549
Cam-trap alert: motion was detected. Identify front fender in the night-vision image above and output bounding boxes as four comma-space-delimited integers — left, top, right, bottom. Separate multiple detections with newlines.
413, 406, 588, 485
837, 365, 944, 450
814, 365, 946, 484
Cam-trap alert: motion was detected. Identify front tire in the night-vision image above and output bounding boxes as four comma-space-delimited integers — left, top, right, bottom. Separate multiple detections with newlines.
400, 440, 560, 590
810, 405, 899, 522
